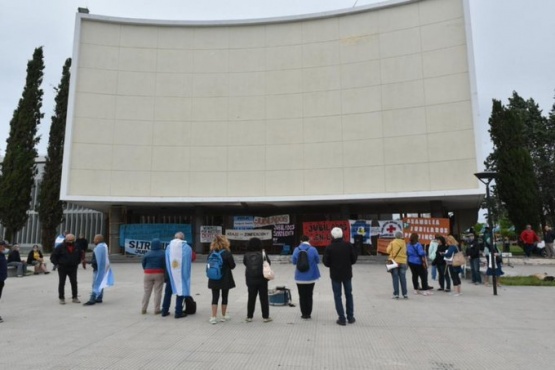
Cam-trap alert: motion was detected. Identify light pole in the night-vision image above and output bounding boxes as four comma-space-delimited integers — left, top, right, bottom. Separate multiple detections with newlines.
474, 171, 498, 295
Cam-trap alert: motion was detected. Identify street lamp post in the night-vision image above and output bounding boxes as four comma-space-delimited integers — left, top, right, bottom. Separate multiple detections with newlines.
474, 171, 498, 296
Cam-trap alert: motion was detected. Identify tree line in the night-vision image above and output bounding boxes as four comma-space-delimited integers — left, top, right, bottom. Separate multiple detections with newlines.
485, 91, 555, 234
0, 47, 70, 251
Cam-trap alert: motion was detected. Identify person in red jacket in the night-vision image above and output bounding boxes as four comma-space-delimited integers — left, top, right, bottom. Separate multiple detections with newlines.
520, 225, 540, 258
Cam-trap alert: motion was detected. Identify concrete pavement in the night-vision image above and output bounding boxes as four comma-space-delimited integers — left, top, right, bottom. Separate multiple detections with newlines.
1, 257, 555, 369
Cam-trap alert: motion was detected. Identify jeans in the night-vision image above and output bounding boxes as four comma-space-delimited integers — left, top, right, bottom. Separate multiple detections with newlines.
469, 258, 482, 283
431, 265, 437, 280
58, 265, 78, 299
437, 263, 451, 290
524, 244, 533, 257
87, 270, 104, 303
7, 261, 26, 276
331, 279, 354, 322
390, 264, 408, 297
247, 281, 269, 319
161, 282, 185, 316
296, 283, 315, 317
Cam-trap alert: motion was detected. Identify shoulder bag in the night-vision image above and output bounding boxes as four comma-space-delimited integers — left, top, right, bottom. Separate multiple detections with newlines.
386, 246, 402, 272
262, 249, 275, 280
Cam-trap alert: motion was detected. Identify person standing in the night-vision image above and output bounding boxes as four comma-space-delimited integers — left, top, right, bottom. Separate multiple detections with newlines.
243, 237, 272, 323
444, 235, 463, 296
543, 226, 555, 258
428, 236, 439, 281
406, 233, 433, 295
0, 241, 7, 323
75, 233, 89, 253
83, 235, 114, 306
50, 233, 85, 304
207, 235, 236, 324
7, 244, 27, 277
291, 235, 321, 319
323, 227, 357, 326
465, 233, 482, 285
141, 238, 166, 315
162, 232, 192, 319
520, 224, 540, 258
386, 231, 408, 299
433, 236, 451, 292
52, 230, 69, 271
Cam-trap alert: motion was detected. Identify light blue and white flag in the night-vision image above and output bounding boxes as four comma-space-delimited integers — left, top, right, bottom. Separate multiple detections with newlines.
165, 238, 192, 296
92, 242, 114, 295
54, 234, 65, 248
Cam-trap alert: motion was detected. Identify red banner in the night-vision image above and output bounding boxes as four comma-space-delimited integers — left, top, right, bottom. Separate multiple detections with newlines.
302, 221, 350, 247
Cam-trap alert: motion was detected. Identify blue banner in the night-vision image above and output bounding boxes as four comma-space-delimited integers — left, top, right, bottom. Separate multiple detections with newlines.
119, 224, 192, 247
349, 220, 372, 244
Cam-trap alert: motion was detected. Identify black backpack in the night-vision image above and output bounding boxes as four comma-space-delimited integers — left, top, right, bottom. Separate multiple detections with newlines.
183, 296, 196, 315
296, 249, 309, 272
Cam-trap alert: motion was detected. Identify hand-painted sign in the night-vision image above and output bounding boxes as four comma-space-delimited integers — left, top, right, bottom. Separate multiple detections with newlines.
253, 214, 290, 228
302, 221, 350, 247
403, 217, 450, 244
200, 226, 223, 243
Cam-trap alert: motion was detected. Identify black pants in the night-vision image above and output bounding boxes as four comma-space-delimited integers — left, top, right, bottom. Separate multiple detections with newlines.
296, 283, 315, 317
437, 263, 451, 290
408, 263, 430, 290
448, 265, 461, 286
247, 281, 269, 319
0, 280, 4, 299
211, 288, 229, 305
58, 265, 78, 299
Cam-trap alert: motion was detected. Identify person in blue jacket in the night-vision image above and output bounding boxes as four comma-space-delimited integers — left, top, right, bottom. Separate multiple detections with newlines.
291, 235, 321, 320
407, 233, 433, 295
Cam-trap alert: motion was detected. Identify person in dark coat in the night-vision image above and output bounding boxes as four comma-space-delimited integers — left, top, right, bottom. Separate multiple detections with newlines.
0, 241, 7, 323
141, 238, 166, 314
433, 236, 451, 292
323, 227, 357, 326
75, 233, 89, 253
207, 235, 236, 324
50, 233, 85, 304
243, 237, 272, 323
7, 244, 27, 277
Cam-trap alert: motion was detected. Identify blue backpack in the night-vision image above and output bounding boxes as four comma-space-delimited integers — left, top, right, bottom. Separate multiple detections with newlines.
206, 250, 224, 280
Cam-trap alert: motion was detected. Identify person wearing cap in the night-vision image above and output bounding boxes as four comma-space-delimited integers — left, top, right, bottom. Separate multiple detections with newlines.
7, 244, 27, 277
50, 233, 85, 304
0, 241, 8, 322
323, 227, 357, 326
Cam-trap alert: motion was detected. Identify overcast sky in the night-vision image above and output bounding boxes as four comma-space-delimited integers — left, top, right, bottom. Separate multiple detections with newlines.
1, 0, 554, 163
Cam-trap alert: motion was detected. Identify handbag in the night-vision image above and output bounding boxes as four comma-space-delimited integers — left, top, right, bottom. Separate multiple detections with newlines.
386, 245, 402, 272
452, 251, 466, 267
262, 249, 275, 280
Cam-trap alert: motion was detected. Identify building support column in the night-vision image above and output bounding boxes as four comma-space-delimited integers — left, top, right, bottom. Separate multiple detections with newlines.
193, 207, 203, 254
109, 205, 125, 255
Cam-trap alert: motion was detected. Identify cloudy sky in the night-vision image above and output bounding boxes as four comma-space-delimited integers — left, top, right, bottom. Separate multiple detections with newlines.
1, 0, 554, 163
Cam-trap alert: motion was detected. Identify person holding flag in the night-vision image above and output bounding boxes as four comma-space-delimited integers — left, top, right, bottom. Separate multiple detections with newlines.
83, 234, 114, 306
162, 232, 192, 318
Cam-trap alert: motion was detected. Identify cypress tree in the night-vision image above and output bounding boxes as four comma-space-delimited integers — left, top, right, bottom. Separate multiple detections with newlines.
37, 58, 71, 252
0, 47, 44, 241
488, 99, 541, 234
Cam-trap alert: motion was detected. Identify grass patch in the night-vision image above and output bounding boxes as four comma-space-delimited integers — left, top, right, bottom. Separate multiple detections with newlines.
509, 245, 525, 256
499, 276, 555, 286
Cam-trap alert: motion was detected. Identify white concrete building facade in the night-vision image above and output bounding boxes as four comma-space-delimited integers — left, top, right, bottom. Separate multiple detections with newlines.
62, 0, 483, 252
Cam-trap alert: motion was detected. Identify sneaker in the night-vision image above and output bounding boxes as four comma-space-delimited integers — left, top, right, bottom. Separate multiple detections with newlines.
161, 312, 170, 317
392, 295, 399, 299
220, 315, 231, 322
263, 317, 273, 323
209, 317, 218, 324
59, 299, 66, 305
72, 298, 81, 304
444, 289, 451, 293
245, 317, 253, 322
336, 319, 346, 326
348, 317, 356, 324
420, 291, 429, 296
414, 290, 419, 295
454, 293, 461, 297
403, 295, 409, 299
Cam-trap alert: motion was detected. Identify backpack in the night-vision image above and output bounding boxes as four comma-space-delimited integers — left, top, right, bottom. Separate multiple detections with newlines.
245, 252, 263, 278
296, 248, 309, 272
206, 250, 224, 280
183, 296, 197, 315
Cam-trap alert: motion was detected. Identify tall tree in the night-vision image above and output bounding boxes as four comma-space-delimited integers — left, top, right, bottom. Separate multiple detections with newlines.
0, 47, 44, 241
487, 98, 541, 233
507, 92, 555, 228
37, 58, 71, 252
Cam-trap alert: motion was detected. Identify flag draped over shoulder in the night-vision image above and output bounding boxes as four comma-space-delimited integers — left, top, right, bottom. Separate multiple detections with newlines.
92, 242, 114, 295
166, 238, 192, 296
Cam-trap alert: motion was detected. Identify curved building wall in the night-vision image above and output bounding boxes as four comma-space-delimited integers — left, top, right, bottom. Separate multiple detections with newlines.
62, 0, 479, 205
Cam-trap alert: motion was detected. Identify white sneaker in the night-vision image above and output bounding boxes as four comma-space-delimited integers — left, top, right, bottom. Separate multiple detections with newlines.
220, 315, 231, 322
209, 317, 218, 324
245, 317, 253, 322
421, 291, 429, 296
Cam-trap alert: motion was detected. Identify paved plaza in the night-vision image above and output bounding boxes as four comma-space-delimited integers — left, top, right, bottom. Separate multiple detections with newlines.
1, 257, 555, 369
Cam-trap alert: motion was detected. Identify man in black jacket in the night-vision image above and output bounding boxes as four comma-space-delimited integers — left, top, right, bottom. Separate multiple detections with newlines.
50, 233, 85, 304
465, 233, 482, 285
323, 227, 357, 326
